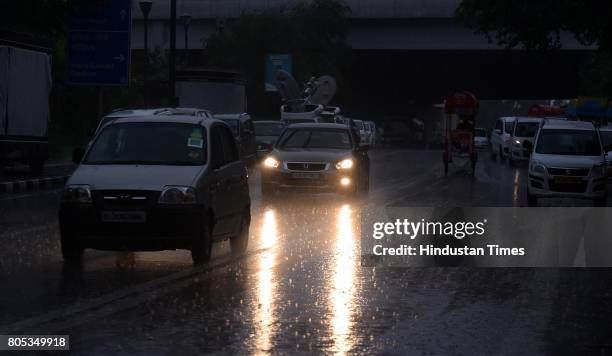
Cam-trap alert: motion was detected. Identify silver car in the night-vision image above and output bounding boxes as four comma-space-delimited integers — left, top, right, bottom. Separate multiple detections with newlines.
60, 115, 251, 265
261, 123, 370, 197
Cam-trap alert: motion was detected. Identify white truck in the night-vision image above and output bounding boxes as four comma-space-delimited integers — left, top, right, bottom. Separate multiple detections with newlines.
0, 39, 52, 175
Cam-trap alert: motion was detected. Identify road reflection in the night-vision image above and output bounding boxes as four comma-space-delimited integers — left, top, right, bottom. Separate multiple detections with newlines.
513, 169, 521, 206
329, 204, 358, 354
254, 209, 279, 354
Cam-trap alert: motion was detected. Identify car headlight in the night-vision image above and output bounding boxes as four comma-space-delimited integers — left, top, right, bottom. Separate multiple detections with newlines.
263, 157, 280, 168
513, 140, 522, 147
530, 161, 547, 175
591, 165, 606, 177
335, 158, 354, 170
62, 185, 92, 203
158, 186, 197, 204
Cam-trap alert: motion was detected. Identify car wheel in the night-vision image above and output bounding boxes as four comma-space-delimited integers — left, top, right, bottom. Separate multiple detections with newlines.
230, 210, 250, 256
60, 229, 84, 264
527, 191, 538, 207
191, 223, 213, 266
594, 196, 607, 207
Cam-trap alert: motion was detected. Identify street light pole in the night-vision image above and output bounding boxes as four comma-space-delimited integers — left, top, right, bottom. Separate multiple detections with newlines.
139, 1, 152, 108
180, 14, 192, 65
169, 0, 177, 106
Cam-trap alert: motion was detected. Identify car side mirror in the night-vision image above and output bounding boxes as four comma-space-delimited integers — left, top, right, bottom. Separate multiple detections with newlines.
72, 147, 85, 164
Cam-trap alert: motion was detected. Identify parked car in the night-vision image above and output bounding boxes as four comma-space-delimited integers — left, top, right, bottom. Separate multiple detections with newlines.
60, 115, 251, 265
253, 120, 285, 157
473, 127, 488, 149
363, 121, 374, 146
366, 121, 378, 147
215, 113, 257, 164
509, 117, 543, 165
352, 120, 367, 145
490, 117, 515, 161
261, 123, 370, 197
527, 119, 607, 206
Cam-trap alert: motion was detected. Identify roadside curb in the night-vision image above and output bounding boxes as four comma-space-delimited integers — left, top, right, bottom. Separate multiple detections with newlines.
0, 176, 69, 195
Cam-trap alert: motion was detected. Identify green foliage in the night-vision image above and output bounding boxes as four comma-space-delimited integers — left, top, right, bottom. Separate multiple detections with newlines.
205, 0, 352, 95
456, 0, 612, 97
456, 0, 612, 51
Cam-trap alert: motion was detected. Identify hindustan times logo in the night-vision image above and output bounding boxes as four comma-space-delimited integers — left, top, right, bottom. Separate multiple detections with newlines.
372, 218, 487, 240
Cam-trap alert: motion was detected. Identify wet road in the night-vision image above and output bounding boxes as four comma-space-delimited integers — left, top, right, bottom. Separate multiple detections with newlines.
1, 149, 612, 355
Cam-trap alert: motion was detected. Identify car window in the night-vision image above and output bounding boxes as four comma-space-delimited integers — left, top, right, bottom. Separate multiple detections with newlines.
278, 128, 352, 149
504, 121, 513, 134
475, 128, 486, 137
514, 122, 539, 137
210, 126, 225, 168
219, 126, 240, 163
85, 122, 207, 165
535, 129, 602, 156
254, 122, 285, 136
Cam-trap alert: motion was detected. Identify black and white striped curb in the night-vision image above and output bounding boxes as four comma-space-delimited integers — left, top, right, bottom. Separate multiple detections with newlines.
0, 176, 69, 195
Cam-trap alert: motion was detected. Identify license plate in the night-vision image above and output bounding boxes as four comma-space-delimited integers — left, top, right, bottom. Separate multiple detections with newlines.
291, 172, 319, 179
101, 211, 146, 223
553, 176, 582, 185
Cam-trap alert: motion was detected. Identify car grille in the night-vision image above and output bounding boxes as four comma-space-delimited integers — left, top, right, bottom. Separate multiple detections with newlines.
93, 190, 159, 210
286, 162, 327, 171
548, 180, 588, 193
547, 168, 590, 176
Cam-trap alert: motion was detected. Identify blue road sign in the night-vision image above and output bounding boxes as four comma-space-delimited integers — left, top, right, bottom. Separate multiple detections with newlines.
265, 54, 292, 92
66, 0, 131, 86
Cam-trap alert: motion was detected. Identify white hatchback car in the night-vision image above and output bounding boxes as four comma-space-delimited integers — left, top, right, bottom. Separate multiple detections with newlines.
509, 117, 543, 165
527, 119, 607, 206
490, 117, 515, 161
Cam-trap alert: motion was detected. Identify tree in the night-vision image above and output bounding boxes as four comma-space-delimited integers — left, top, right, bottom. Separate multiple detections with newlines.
204, 0, 352, 114
456, 1, 612, 51
456, 0, 612, 97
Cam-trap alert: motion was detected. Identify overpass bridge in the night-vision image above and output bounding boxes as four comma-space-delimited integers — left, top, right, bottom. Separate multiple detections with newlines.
129, 0, 593, 114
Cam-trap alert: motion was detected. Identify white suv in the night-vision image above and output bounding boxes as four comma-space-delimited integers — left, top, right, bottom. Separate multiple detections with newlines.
527, 119, 607, 206
509, 117, 543, 165
490, 117, 515, 161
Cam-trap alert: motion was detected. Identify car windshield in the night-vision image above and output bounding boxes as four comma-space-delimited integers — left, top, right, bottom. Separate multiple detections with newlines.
278, 128, 352, 149
514, 122, 540, 137
84, 122, 207, 165
504, 121, 513, 134
475, 128, 486, 137
219, 119, 239, 136
254, 122, 284, 136
535, 129, 602, 156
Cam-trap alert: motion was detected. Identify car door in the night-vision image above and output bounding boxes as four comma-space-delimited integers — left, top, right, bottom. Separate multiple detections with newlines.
218, 124, 249, 234
209, 124, 234, 238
